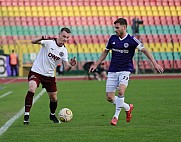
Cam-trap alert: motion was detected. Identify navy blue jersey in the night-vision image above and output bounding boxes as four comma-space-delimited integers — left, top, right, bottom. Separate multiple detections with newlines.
106, 34, 142, 72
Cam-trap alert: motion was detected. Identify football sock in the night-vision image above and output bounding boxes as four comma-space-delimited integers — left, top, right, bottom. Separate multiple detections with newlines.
25, 91, 34, 112
123, 102, 130, 111
50, 101, 57, 114
114, 95, 124, 119
112, 96, 118, 105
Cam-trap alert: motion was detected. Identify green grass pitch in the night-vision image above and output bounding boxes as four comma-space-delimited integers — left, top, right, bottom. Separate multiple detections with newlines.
0, 79, 181, 142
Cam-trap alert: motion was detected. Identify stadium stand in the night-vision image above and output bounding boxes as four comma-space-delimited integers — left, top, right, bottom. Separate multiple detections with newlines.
0, 0, 181, 75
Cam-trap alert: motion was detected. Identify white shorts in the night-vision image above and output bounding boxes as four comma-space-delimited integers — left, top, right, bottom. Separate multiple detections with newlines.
106, 71, 131, 93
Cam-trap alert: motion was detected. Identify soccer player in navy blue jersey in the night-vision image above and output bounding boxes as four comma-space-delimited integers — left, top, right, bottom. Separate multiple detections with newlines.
89, 18, 164, 126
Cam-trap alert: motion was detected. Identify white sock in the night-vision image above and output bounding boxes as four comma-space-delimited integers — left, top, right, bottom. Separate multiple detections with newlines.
114, 96, 124, 119
24, 112, 29, 115
123, 102, 130, 111
112, 96, 118, 105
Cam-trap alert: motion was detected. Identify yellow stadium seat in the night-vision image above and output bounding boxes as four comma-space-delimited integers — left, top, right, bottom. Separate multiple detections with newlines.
171, 11, 178, 16
49, 6, 55, 11
151, 6, 158, 12
2, 6, 7, 11
129, 11, 135, 16
133, 6, 139, 12
104, 11, 110, 16
161, 43, 167, 48
135, 11, 140, 16
19, 7, 24, 11
128, 6, 134, 11
31, 6, 37, 11
103, 6, 109, 12
98, 11, 104, 16
79, 6, 85, 11
13, 6, 19, 11
109, 6, 115, 12
139, 6, 146, 11
61, 6, 67, 11
110, 11, 116, 16
159, 10, 165, 16
145, 6, 152, 12
122, 11, 129, 16
146, 11, 153, 16
115, 6, 121, 11
55, 6, 61, 11
97, 6, 103, 11
157, 6, 164, 12
50, 11, 56, 16
164, 6, 170, 11
165, 11, 171, 16
32, 11, 38, 16
85, 6, 91, 11
121, 6, 127, 11
26, 11, 32, 16
37, 6, 43, 11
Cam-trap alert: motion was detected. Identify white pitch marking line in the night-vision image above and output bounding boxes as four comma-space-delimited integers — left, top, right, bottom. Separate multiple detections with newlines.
4, 79, 17, 84
0, 91, 12, 99
0, 88, 46, 136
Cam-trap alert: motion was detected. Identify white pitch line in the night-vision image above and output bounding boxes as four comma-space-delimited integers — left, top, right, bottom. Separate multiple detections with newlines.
4, 78, 17, 84
0, 91, 12, 99
0, 88, 46, 136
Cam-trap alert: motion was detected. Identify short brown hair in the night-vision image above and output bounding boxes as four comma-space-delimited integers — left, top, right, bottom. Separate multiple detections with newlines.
61, 27, 71, 33
114, 18, 127, 27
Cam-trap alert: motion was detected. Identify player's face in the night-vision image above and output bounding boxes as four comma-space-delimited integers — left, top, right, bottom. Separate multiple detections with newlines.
114, 23, 127, 37
58, 31, 71, 44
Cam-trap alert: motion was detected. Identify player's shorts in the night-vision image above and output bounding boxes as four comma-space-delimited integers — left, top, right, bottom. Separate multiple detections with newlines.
106, 71, 131, 93
28, 71, 57, 92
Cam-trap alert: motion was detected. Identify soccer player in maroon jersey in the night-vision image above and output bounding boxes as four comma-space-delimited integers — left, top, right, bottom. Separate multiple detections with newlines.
24, 27, 76, 124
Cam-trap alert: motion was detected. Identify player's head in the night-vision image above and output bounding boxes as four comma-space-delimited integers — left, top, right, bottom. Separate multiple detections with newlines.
58, 27, 71, 44
114, 18, 127, 37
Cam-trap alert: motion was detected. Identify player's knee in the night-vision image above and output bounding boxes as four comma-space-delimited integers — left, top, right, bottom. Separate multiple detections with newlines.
106, 95, 114, 102
118, 90, 125, 96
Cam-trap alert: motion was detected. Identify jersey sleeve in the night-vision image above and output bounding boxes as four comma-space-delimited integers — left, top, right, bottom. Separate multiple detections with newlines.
105, 36, 113, 50
132, 36, 145, 51
40, 40, 48, 48
61, 48, 69, 62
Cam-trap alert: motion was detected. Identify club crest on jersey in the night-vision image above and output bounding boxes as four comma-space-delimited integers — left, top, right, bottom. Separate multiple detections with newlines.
124, 43, 129, 48
59, 52, 64, 57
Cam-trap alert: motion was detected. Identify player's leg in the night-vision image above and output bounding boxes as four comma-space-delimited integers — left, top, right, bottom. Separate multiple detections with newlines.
44, 77, 60, 123
24, 71, 40, 125
48, 91, 60, 123
10, 66, 13, 76
24, 80, 38, 124
118, 71, 134, 122
106, 72, 120, 125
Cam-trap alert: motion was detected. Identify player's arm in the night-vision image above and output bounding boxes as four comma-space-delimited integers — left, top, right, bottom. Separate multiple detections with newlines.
63, 57, 77, 71
31, 35, 54, 44
140, 47, 164, 73
89, 49, 109, 73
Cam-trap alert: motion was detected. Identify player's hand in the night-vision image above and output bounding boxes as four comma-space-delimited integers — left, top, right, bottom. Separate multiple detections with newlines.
89, 64, 97, 73
154, 64, 164, 73
70, 57, 76, 66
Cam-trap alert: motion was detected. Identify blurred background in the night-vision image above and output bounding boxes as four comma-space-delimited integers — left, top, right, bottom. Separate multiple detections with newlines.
0, 0, 180, 77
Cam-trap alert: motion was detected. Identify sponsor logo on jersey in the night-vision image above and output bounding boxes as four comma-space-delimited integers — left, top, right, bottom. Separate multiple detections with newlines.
112, 48, 129, 53
48, 53, 60, 60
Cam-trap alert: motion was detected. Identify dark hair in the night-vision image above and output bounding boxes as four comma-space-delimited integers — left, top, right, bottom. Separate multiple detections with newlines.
61, 27, 71, 33
114, 18, 127, 26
